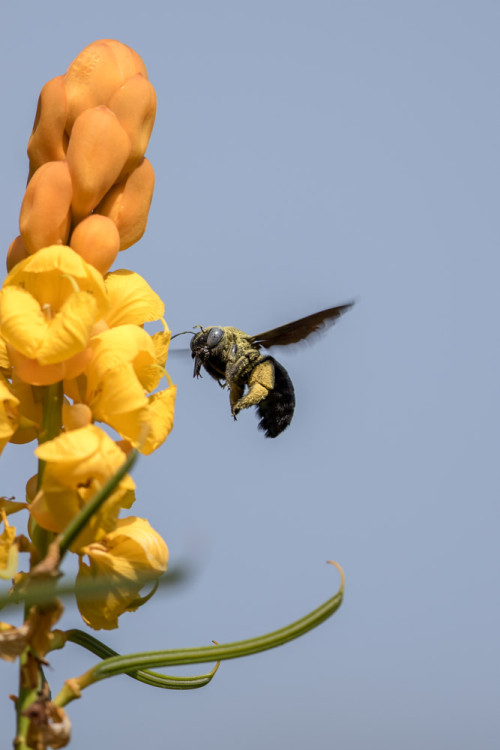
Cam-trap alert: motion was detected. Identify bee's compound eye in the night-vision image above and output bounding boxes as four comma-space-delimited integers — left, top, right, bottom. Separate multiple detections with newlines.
207, 327, 224, 348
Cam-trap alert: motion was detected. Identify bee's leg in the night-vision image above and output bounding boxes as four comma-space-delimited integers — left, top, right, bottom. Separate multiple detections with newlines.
229, 382, 244, 419
231, 360, 275, 417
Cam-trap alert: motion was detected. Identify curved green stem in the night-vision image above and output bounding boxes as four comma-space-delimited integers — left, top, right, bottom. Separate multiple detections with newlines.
54, 562, 344, 707
66, 630, 220, 689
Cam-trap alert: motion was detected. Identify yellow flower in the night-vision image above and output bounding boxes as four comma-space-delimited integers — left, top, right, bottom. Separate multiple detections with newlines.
76, 516, 168, 630
30, 425, 135, 550
0, 375, 20, 454
2, 244, 107, 312
79, 325, 176, 454
0, 245, 108, 385
0, 510, 18, 579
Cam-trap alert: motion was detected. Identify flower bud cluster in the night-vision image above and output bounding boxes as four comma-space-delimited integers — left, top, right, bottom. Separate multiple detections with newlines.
8, 39, 157, 275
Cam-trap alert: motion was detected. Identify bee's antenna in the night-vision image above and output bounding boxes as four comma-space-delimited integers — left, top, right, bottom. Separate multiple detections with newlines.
170, 330, 195, 340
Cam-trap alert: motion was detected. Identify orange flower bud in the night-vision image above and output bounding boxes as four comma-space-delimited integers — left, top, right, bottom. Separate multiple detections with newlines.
27, 75, 69, 179
62, 402, 93, 430
108, 74, 156, 174
67, 106, 131, 222
6, 236, 29, 272
97, 158, 155, 249
64, 39, 148, 133
70, 214, 120, 274
19, 161, 72, 254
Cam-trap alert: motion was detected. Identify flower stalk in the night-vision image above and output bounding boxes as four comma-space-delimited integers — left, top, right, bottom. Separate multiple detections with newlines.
1, 38, 346, 748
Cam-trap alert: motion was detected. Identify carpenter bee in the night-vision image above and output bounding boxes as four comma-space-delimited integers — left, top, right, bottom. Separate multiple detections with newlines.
188, 303, 354, 438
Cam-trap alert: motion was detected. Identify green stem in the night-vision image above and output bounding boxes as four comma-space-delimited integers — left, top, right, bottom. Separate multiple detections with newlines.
15, 383, 63, 748
56, 449, 138, 561
14, 651, 43, 750
66, 630, 220, 690
30, 382, 63, 558
54, 563, 344, 707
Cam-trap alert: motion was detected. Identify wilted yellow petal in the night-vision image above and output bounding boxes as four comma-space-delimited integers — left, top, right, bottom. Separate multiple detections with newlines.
26, 600, 64, 658
0, 498, 28, 516
0, 621, 30, 661
25, 700, 71, 750
0, 511, 18, 579
103, 269, 164, 327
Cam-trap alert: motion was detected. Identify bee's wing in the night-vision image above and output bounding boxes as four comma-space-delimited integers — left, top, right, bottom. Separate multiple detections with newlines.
249, 302, 354, 349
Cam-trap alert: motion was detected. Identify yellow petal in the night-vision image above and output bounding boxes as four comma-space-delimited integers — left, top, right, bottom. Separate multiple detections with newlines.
32, 425, 135, 549
77, 516, 167, 630
0, 286, 98, 365
86, 325, 159, 401
35, 424, 135, 488
106, 385, 176, 455
152, 329, 171, 368
37, 292, 98, 364
0, 337, 11, 373
103, 269, 164, 327
0, 376, 20, 453
7, 345, 93, 387
3, 245, 108, 315
90, 363, 149, 421
0, 286, 48, 358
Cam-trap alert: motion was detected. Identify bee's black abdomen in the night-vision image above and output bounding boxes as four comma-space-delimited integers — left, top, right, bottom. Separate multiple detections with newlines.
256, 357, 295, 438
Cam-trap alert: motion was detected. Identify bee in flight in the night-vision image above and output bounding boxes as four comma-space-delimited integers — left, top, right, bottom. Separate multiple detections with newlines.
186, 303, 354, 438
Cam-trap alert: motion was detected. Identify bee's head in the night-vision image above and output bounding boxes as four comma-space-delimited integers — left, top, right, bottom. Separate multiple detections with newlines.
190, 326, 226, 378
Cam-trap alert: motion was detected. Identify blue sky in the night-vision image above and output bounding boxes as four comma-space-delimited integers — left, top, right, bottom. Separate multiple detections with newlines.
0, 3, 498, 749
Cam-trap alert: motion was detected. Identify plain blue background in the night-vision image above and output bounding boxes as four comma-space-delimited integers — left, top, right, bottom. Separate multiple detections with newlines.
0, 3, 498, 749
